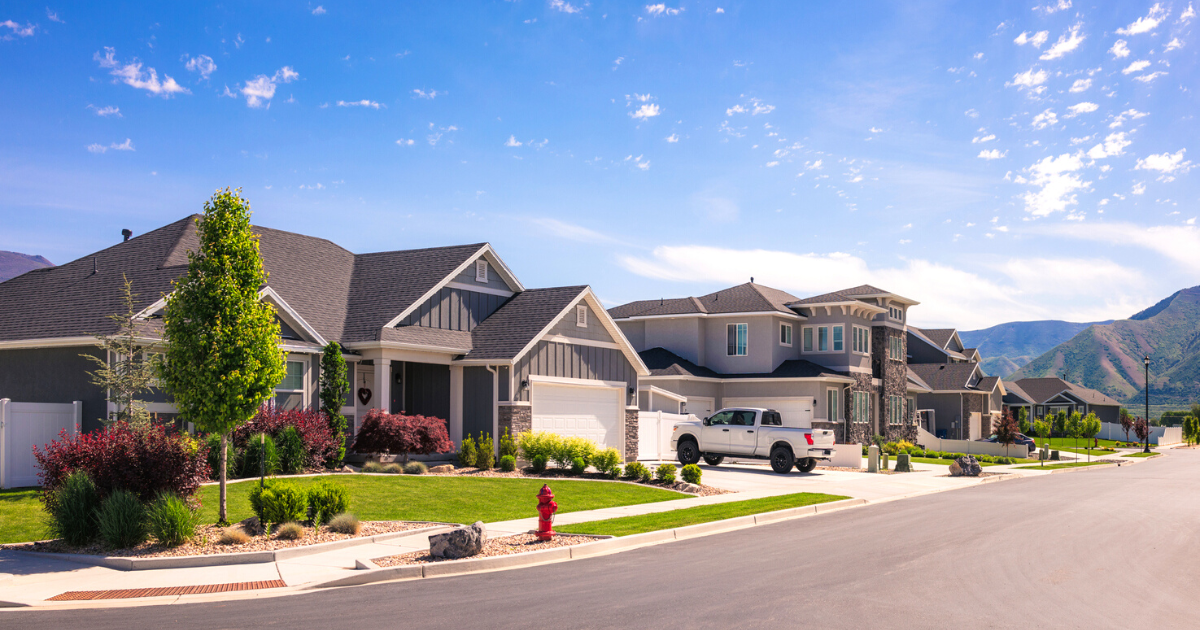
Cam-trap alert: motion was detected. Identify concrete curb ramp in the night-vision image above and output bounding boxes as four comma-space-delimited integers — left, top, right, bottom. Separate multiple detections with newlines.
308, 498, 867, 589
7, 524, 453, 571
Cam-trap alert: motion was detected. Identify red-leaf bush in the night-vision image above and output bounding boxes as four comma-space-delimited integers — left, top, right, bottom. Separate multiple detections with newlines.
351, 409, 453, 461
34, 424, 210, 508
232, 407, 339, 469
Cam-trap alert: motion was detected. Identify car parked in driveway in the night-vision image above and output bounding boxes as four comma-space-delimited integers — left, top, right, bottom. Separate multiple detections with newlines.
670, 407, 837, 474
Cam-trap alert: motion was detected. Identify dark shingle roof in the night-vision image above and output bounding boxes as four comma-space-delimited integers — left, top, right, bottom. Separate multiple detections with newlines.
1010, 377, 1122, 407
464, 286, 586, 361
787, 289, 863, 306
916, 328, 957, 350
907, 363, 981, 392
639, 347, 848, 381
609, 283, 799, 319
976, 376, 1001, 393
1002, 380, 1034, 404
906, 368, 932, 392
837, 284, 892, 296
380, 326, 473, 351
607, 296, 707, 319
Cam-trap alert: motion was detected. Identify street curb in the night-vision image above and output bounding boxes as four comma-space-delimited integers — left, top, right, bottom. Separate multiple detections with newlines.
5, 524, 454, 571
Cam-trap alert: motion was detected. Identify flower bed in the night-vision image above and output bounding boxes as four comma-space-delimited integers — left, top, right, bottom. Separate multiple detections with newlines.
372, 532, 604, 566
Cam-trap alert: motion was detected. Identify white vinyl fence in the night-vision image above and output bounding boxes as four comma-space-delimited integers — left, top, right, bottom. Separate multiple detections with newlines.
638, 411, 695, 461
1097, 422, 1182, 446
0, 399, 82, 489
916, 427, 1033, 458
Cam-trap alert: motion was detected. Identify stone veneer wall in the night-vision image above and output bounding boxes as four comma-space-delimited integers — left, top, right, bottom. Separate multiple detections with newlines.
845, 372, 876, 445
498, 404, 531, 443
873, 326, 912, 442
624, 408, 639, 462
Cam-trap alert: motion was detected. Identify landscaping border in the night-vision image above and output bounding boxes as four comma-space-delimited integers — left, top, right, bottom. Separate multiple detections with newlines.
5, 523, 454, 571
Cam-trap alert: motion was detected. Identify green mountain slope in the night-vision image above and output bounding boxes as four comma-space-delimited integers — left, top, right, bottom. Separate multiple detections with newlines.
1010, 286, 1200, 406
960, 320, 1108, 378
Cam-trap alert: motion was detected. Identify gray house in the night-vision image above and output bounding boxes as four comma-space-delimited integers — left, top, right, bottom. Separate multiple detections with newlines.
610, 282, 926, 444
0, 215, 648, 459
1001, 377, 1122, 424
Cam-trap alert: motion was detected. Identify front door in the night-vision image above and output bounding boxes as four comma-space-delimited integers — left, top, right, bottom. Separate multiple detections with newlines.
701, 410, 733, 454
728, 410, 759, 455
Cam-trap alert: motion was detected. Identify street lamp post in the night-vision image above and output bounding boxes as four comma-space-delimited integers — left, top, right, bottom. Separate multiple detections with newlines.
1143, 356, 1151, 454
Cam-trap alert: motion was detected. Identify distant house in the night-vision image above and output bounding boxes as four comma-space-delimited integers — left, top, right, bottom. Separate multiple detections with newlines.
1001, 377, 1122, 424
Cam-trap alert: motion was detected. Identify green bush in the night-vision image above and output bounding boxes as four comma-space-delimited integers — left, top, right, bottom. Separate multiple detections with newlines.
654, 464, 677, 483
147, 492, 198, 547
608, 465, 622, 479
531, 454, 548, 473
404, 461, 428, 475
624, 461, 648, 481
249, 480, 307, 525
97, 489, 147, 549
49, 470, 101, 547
499, 428, 518, 459
476, 433, 495, 470
362, 461, 385, 473
458, 435, 478, 468
242, 433, 279, 478
571, 457, 587, 475
306, 480, 350, 526
559, 436, 598, 469
498, 455, 517, 472
205, 433, 239, 480
517, 431, 561, 463
327, 512, 360, 535
939, 452, 955, 460
275, 522, 305, 540
382, 463, 403, 474
590, 448, 621, 476
680, 463, 703, 485
277, 426, 307, 474
639, 466, 652, 483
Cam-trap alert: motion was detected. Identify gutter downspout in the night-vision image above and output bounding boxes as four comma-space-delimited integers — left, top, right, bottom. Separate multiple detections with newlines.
485, 365, 499, 458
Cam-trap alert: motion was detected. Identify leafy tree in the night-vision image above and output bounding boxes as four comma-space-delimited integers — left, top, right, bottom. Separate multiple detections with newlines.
1053, 410, 1068, 438
1016, 407, 1030, 435
993, 410, 1019, 458
82, 275, 158, 430
1134, 417, 1150, 445
319, 342, 349, 466
1119, 408, 1134, 443
1081, 412, 1101, 462
1032, 418, 1051, 466
1066, 411, 1083, 452
159, 190, 285, 524
1181, 416, 1198, 446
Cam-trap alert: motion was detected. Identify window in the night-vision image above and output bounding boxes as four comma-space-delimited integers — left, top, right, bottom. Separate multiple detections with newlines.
853, 325, 871, 354
708, 410, 733, 425
888, 395, 903, 425
889, 336, 904, 361
780, 323, 793, 346
803, 327, 813, 352
852, 391, 871, 424
818, 326, 828, 352
731, 410, 756, 426
278, 360, 305, 391
475, 259, 489, 282
832, 325, 844, 352
889, 305, 904, 321
762, 411, 782, 426
827, 388, 840, 421
576, 304, 588, 328
727, 323, 748, 356
907, 396, 917, 423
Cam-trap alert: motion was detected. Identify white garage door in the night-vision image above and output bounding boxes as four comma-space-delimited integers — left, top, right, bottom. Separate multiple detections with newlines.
531, 383, 622, 450
721, 397, 814, 428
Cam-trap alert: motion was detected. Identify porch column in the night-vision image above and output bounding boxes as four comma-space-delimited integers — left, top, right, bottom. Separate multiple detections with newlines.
449, 365, 463, 445
374, 359, 391, 413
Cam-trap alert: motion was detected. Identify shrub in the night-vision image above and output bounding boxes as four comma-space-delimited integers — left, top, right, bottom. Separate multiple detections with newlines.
277, 426, 307, 474
382, 463, 404, 474
531, 454, 548, 473
249, 480, 307, 525
861, 444, 868, 456
34, 424, 210, 506
458, 435, 478, 467
233, 407, 340, 471
404, 461, 428, 475
476, 433, 495, 470
306, 480, 350, 526
206, 433, 239, 480
639, 466, 653, 483
499, 428, 518, 459
275, 522, 305, 540
241, 433, 279, 478
608, 465, 622, 480
498, 455, 516, 472
590, 448, 621, 476
896, 439, 914, 451
940, 452, 956, 460
553, 436, 597, 470
97, 489, 147, 549
517, 431, 562, 464
326, 512, 360, 535
48, 470, 100, 547
571, 457, 587, 475
681, 463, 703, 485
362, 461, 385, 473
351, 409, 454, 461
147, 492, 198, 547
654, 464, 677, 483
220, 527, 250, 545
624, 461, 648, 481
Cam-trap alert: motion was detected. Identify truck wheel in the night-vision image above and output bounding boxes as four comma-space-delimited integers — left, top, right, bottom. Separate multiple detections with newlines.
703, 454, 724, 466
677, 440, 701, 466
795, 458, 817, 473
770, 446, 794, 474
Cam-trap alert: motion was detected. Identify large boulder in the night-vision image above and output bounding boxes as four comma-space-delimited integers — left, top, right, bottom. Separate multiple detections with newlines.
428, 464, 455, 474
949, 455, 982, 477
429, 522, 487, 559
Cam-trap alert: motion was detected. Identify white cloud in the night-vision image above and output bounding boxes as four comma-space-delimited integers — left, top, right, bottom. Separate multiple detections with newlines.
396, 138, 415, 146
1132, 182, 1146, 195
1182, 3, 1196, 22
965, 108, 979, 118
85, 138, 134, 153
715, 7, 725, 13
1035, 0, 1072, 14
869, 126, 883, 133
505, 135, 522, 147
1040, 23, 1085, 60
1133, 71, 1167, 83
972, 133, 996, 143
766, 161, 780, 168
46, 8, 63, 23
184, 54, 216, 79
1164, 38, 1183, 51
312, 5, 326, 15
239, 66, 298, 108
1136, 149, 1192, 174
1066, 102, 1098, 117
337, 99, 382, 109
1041, 221, 1200, 273
630, 103, 660, 120
1122, 59, 1151, 74
665, 133, 679, 143
1117, 3, 1168, 35
93, 47, 189, 97
645, 4, 683, 16
1014, 30, 1049, 47
89, 105, 121, 117
1, 20, 36, 37
726, 98, 774, 116
1006, 68, 1048, 91
806, 159, 823, 170
1087, 132, 1132, 159
1109, 41, 1131, 61
1069, 78, 1092, 93
978, 149, 1007, 160
1032, 108, 1058, 129
1109, 108, 1149, 128
973, 52, 984, 60
412, 88, 441, 99
1020, 152, 1090, 217
531, 218, 618, 243
549, 0, 586, 13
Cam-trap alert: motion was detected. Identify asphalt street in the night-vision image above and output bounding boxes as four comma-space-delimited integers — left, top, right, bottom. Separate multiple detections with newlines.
6, 451, 1197, 629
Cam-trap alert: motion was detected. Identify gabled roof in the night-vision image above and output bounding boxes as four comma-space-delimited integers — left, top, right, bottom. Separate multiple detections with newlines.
906, 368, 933, 393
609, 282, 801, 319
789, 284, 918, 308
1002, 380, 1035, 405
976, 376, 1005, 396
1010, 377, 1122, 407
639, 347, 852, 382
464, 286, 587, 361
907, 362, 983, 392
914, 328, 958, 351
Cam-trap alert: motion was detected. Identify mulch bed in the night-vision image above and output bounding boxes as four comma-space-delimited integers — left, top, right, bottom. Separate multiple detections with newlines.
4, 521, 433, 559
372, 532, 604, 566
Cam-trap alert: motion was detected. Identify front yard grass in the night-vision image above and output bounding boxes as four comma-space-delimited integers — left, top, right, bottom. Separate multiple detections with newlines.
1040, 437, 1127, 449
1013, 461, 1110, 470
1121, 452, 1159, 458
555, 492, 848, 537
0, 487, 49, 545
909, 457, 1035, 467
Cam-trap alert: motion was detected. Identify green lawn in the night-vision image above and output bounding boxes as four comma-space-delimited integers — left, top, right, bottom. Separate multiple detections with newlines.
0, 487, 49, 545
1014, 461, 1110, 470
908, 457, 1035, 467
1122, 452, 1159, 458
556, 492, 848, 537
1054, 447, 1119, 457
1039, 437, 1129, 449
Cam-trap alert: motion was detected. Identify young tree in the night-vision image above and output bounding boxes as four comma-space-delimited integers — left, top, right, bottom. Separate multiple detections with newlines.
1016, 407, 1030, 435
82, 275, 158, 430
319, 341, 350, 466
1134, 416, 1150, 448
993, 410, 1019, 458
1033, 418, 1051, 466
1081, 412, 1101, 462
1119, 408, 1134, 444
160, 190, 285, 524
1053, 410, 1068, 438
1066, 411, 1083, 452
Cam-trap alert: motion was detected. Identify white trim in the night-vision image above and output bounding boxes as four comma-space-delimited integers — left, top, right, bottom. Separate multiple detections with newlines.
872, 378, 882, 386
444, 281, 515, 298
615, 310, 806, 322
260, 286, 329, 347
344, 340, 471, 354
475, 259, 489, 283
640, 374, 855, 384
529, 374, 628, 390
726, 322, 748, 357
509, 287, 650, 377
383, 244, 525, 330
779, 322, 793, 347
543, 334, 622, 350
133, 297, 168, 320
638, 385, 687, 403
847, 365, 873, 375
0, 336, 103, 349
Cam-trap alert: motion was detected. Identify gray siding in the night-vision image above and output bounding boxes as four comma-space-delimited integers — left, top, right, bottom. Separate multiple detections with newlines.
497, 365, 510, 401
548, 304, 616, 343
462, 366, 494, 440
455, 261, 516, 292
916, 393, 963, 438
399, 287, 509, 331
403, 362, 451, 421
513, 341, 637, 406
0, 347, 108, 434
616, 320, 646, 351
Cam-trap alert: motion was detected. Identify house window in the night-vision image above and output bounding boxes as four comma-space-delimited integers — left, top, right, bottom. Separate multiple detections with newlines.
908, 396, 917, 422
803, 327, 813, 352
832, 325, 844, 352
727, 323, 748, 356
827, 388, 840, 421
576, 304, 588, 328
475, 259, 489, 282
889, 336, 904, 361
278, 360, 305, 391
780, 323, 793, 346
852, 391, 870, 424
889, 306, 903, 321
888, 395, 903, 425
853, 326, 871, 354
818, 326, 828, 352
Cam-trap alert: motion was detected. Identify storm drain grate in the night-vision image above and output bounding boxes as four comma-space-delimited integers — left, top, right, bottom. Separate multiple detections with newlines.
47, 579, 287, 601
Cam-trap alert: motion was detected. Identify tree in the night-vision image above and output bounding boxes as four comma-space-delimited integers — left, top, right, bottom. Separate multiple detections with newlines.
1181, 416, 1199, 446
1134, 417, 1150, 444
1081, 412, 1101, 462
159, 190, 285, 524
319, 342, 350, 466
1033, 418, 1051, 467
1120, 408, 1134, 443
82, 275, 159, 430
993, 410, 1019, 458
1016, 407, 1030, 435
1053, 410, 1068, 438
1066, 411, 1083, 452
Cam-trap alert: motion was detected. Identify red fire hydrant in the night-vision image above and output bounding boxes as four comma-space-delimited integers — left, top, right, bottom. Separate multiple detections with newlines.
536, 484, 558, 541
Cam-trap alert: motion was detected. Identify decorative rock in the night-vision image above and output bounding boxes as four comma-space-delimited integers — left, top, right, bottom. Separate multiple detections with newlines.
238, 516, 264, 536
949, 455, 982, 477
676, 482, 702, 493
894, 453, 912, 473
428, 464, 455, 473
948, 461, 962, 476
430, 521, 487, 559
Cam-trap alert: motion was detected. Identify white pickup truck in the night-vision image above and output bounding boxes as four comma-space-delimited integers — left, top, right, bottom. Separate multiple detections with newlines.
671, 407, 837, 474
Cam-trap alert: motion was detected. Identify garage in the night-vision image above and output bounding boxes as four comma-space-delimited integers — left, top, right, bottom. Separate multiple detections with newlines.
721, 397, 814, 428
531, 381, 623, 450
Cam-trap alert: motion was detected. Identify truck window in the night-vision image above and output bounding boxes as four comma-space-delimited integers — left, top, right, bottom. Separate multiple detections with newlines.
708, 411, 733, 425
762, 411, 782, 426
731, 410, 756, 426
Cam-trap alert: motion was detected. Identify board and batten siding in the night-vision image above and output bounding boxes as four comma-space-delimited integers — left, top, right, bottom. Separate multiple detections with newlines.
398, 287, 508, 331
513, 340, 636, 406
0, 347, 108, 434
546, 304, 615, 343
462, 366, 494, 440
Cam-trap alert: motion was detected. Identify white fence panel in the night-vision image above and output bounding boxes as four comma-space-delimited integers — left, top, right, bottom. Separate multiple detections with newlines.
1, 399, 82, 489
916, 426, 1031, 458
637, 411, 694, 461
1097, 422, 1181, 446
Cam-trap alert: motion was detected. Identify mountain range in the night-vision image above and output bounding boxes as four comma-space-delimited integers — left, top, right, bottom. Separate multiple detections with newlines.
0, 251, 53, 283
960, 319, 1111, 378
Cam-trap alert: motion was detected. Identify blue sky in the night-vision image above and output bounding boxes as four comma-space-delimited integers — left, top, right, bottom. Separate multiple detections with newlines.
2, 1, 1198, 329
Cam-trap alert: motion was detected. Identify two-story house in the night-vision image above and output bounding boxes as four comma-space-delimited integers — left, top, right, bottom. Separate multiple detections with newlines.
610, 282, 926, 444
906, 327, 1005, 440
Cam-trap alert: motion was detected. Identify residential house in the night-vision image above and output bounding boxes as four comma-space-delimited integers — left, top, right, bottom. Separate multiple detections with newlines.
1001, 377, 1122, 424
906, 327, 1006, 440
0, 216, 648, 460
